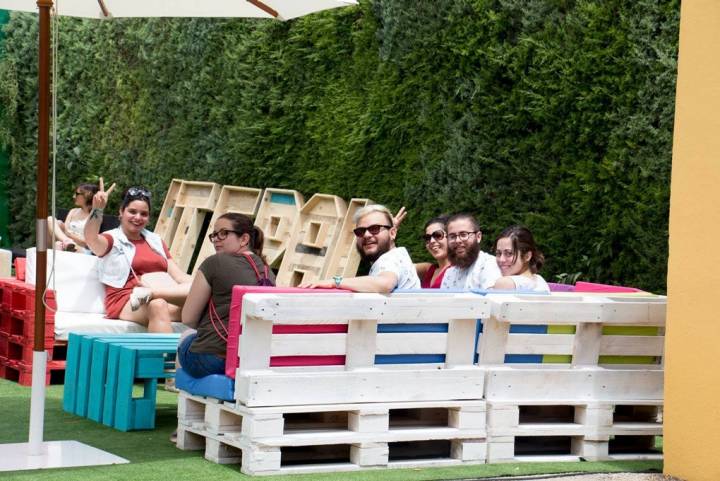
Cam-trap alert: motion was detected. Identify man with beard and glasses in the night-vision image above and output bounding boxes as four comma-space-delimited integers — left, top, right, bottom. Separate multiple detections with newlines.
302, 204, 420, 293
440, 213, 501, 290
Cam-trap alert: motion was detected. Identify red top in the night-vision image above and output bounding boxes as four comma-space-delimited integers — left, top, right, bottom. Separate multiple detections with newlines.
421, 264, 449, 289
100, 233, 171, 318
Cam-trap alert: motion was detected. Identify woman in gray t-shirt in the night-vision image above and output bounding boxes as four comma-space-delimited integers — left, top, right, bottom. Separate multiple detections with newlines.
178, 213, 275, 378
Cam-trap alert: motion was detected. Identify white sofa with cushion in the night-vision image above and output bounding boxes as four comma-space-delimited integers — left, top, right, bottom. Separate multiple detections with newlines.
25, 248, 187, 341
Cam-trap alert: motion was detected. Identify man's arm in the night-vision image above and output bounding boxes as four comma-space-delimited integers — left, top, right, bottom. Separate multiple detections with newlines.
303, 271, 398, 293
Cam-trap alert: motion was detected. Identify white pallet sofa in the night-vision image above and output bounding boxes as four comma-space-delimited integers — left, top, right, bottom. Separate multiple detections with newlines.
177, 290, 666, 475
25, 248, 187, 340
480, 293, 665, 463
177, 291, 491, 475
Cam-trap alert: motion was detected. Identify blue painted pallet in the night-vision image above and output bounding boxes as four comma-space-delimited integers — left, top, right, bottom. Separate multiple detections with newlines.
64, 333, 178, 416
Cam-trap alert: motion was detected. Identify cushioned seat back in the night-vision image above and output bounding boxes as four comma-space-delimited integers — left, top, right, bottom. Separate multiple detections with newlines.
25, 247, 106, 314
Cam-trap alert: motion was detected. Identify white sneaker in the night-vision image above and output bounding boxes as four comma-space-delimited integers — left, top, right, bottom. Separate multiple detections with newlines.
130, 286, 152, 311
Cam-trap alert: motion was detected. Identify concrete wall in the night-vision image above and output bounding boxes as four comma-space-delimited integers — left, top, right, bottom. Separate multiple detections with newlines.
664, 1, 720, 479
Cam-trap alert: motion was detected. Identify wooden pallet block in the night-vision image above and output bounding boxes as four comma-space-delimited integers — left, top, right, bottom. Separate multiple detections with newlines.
321, 198, 372, 279
276, 194, 346, 286
153, 179, 184, 245
254, 188, 304, 268
192, 186, 263, 274
176, 392, 487, 475
167, 181, 221, 272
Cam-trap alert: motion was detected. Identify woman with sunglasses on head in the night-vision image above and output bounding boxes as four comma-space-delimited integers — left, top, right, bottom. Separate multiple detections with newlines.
492, 225, 549, 292
47, 183, 99, 252
84, 180, 193, 333
178, 213, 274, 377
417, 215, 451, 288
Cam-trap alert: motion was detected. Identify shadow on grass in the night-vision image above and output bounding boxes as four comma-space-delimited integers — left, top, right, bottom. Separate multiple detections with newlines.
0, 380, 195, 463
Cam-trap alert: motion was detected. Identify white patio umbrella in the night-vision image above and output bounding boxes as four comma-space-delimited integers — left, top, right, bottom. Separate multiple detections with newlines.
0, 0, 356, 472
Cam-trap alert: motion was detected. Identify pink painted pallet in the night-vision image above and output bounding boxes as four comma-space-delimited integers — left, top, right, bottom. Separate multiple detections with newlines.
225, 286, 350, 378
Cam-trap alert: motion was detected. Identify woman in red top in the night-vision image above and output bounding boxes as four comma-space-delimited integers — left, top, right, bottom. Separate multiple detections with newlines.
417, 215, 451, 288
84, 180, 192, 333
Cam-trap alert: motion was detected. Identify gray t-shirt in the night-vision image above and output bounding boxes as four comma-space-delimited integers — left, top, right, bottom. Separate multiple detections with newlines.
190, 252, 275, 356
369, 247, 421, 290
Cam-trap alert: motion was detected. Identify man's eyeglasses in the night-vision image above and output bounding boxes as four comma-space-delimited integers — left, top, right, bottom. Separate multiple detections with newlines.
422, 230, 446, 244
208, 229, 242, 242
447, 231, 478, 242
353, 224, 392, 238
125, 187, 152, 199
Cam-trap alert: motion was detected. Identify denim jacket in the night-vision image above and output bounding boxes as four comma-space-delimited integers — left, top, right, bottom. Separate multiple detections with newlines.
97, 228, 167, 288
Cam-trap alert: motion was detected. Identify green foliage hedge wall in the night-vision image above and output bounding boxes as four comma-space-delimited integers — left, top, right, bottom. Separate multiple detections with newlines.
0, 0, 679, 292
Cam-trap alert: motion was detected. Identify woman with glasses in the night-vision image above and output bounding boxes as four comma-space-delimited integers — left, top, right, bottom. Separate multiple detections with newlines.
84, 180, 192, 333
178, 213, 274, 377
492, 225, 549, 292
47, 183, 98, 252
417, 215, 451, 288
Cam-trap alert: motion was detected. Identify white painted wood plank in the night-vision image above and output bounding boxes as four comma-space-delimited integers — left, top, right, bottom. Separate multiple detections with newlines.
477, 317, 510, 364
484, 367, 663, 402
446, 319, 479, 367
502, 334, 574, 355
346, 319, 378, 369
242, 293, 489, 323
238, 315, 273, 371
599, 335, 665, 356
253, 426, 487, 447
489, 422, 588, 437
572, 323, 603, 366
236, 368, 485, 407
269, 332, 451, 357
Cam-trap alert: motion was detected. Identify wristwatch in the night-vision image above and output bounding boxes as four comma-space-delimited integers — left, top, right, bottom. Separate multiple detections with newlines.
333, 275, 343, 288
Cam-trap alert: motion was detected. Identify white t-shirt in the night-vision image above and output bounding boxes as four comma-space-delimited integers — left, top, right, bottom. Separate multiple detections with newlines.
441, 251, 501, 290
509, 274, 550, 293
369, 247, 421, 290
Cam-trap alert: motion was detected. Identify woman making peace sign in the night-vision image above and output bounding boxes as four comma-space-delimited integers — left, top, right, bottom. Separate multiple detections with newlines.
84, 179, 192, 332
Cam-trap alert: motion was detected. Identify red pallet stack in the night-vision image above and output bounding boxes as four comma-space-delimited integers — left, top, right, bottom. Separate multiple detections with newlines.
0, 277, 64, 386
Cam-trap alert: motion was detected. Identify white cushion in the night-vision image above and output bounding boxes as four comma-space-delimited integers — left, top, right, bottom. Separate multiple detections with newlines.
54, 311, 189, 341
25, 248, 106, 314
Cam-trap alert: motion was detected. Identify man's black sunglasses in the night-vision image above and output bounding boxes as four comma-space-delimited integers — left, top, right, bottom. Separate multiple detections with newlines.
353, 224, 392, 238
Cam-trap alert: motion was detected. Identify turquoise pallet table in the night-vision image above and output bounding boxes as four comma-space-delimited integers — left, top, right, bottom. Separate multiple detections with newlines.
63, 333, 180, 431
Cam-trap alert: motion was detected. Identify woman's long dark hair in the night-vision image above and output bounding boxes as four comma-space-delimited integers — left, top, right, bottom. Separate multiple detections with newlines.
218, 212, 266, 263
494, 225, 545, 274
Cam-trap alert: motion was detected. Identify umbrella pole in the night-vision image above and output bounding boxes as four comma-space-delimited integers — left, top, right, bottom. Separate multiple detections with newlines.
28, 0, 52, 455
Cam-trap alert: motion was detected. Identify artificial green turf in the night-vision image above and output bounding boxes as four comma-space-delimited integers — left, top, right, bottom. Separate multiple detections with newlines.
0, 379, 662, 481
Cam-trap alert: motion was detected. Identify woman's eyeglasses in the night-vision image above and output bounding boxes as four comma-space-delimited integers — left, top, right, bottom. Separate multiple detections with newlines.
74, 191, 83, 197
208, 229, 242, 242
125, 187, 152, 199
422, 230, 446, 243
353, 224, 392, 238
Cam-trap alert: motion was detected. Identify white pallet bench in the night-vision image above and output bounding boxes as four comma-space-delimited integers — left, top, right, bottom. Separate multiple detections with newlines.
480, 293, 665, 463
177, 392, 487, 475
175, 291, 666, 473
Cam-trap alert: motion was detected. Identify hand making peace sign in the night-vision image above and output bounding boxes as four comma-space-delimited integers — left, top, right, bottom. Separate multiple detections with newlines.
92, 177, 117, 211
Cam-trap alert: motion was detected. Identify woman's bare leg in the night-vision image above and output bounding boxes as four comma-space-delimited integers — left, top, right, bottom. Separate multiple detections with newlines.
148, 282, 192, 307
118, 298, 182, 333
47, 216, 73, 247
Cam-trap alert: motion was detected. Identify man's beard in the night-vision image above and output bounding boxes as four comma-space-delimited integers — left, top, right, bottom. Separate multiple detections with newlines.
356, 236, 392, 263
448, 241, 480, 269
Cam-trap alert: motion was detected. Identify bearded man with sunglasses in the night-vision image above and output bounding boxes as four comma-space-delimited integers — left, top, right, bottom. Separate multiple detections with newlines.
302, 204, 420, 293
440, 213, 501, 290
